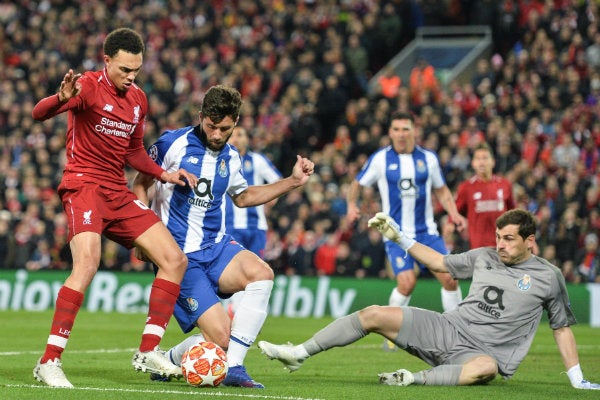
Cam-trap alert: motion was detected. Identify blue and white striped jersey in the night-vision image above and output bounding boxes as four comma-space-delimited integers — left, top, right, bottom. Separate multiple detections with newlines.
147, 125, 248, 254
356, 145, 445, 238
224, 151, 282, 232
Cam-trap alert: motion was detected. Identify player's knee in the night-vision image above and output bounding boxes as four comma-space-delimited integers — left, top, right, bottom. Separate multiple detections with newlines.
357, 305, 388, 332
163, 248, 187, 269
247, 260, 274, 282
470, 356, 498, 384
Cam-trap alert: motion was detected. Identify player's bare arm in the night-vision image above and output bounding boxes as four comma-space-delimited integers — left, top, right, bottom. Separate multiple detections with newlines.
57, 69, 82, 102
232, 155, 314, 208
132, 172, 155, 206
345, 180, 362, 223
434, 185, 467, 231
553, 327, 580, 371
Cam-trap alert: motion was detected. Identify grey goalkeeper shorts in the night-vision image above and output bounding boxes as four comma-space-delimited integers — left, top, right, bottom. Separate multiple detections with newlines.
394, 307, 492, 368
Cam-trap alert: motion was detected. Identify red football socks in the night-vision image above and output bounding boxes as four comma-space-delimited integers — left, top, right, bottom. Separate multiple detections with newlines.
41, 286, 84, 362
139, 278, 180, 352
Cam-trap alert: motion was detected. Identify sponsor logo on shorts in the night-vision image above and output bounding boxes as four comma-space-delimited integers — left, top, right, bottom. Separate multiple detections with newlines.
187, 297, 198, 312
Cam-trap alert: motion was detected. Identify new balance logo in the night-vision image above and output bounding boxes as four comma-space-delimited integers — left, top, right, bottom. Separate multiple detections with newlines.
83, 210, 92, 225
103, 104, 114, 112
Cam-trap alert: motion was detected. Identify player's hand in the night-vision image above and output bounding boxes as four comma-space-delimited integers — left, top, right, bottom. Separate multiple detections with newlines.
161, 168, 198, 188
291, 155, 314, 185
451, 213, 467, 232
58, 69, 82, 102
573, 380, 600, 390
368, 212, 416, 250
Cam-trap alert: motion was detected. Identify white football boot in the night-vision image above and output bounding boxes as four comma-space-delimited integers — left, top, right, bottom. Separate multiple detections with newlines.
132, 347, 182, 379
378, 368, 415, 386
258, 341, 306, 372
33, 357, 74, 388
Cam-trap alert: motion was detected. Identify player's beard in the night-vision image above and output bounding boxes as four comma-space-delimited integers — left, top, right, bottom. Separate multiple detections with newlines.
206, 139, 226, 151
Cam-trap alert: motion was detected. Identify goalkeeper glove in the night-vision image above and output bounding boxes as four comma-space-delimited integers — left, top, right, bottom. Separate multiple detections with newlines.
368, 212, 416, 250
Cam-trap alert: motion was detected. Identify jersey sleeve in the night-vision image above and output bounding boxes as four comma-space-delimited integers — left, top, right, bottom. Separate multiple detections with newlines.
544, 264, 578, 329
425, 150, 446, 189
255, 153, 282, 183
127, 106, 164, 180
443, 248, 490, 279
227, 150, 249, 196
356, 149, 385, 187
32, 73, 93, 120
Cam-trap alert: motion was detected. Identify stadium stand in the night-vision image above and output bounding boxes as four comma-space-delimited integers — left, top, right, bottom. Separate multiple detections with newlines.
1, 0, 599, 284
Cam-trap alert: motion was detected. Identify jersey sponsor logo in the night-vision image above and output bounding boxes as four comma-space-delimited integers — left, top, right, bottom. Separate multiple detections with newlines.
398, 178, 418, 198
186, 297, 198, 312
477, 285, 505, 319
474, 200, 505, 213
517, 274, 531, 291
103, 103, 114, 112
83, 210, 92, 225
95, 117, 135, 138
189, 177, 215, 208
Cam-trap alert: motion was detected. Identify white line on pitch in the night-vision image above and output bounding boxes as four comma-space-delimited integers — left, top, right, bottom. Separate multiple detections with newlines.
4, 384, 324, 400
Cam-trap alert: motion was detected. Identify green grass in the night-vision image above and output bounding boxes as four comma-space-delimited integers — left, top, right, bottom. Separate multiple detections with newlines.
1, 310, 599, 399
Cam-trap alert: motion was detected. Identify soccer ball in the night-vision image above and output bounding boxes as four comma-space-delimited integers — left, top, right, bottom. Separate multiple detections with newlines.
181, 341, 228, 387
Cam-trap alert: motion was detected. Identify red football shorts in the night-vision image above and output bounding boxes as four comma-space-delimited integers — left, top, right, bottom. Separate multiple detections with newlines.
58, 179, 161, 248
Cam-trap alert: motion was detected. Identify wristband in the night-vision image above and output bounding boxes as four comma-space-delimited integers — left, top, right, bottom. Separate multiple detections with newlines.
399, 236, 416, 251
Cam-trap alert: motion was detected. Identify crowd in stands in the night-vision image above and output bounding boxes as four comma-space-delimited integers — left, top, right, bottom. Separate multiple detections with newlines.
1, 0, 600, 284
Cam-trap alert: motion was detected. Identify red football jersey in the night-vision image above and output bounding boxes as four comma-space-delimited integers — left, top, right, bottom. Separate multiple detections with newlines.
455, 175, 515, 248
32, 69, 163, 189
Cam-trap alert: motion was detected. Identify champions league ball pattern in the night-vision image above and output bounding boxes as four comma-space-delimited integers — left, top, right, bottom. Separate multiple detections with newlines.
181, 341, 228, 387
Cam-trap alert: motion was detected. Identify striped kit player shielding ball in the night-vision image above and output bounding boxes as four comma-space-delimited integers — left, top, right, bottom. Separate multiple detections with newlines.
259, 209, 600, 390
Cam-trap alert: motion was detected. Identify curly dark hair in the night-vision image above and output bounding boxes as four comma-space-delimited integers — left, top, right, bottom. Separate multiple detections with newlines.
103, 28, 145, 57
201, 85, 243, 123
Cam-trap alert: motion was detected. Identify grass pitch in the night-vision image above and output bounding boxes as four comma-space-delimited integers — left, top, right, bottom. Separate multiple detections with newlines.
1, 310, 599, 400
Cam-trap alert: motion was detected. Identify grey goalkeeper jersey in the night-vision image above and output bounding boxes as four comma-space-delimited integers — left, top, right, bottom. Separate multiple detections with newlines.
443, 247, 576, 377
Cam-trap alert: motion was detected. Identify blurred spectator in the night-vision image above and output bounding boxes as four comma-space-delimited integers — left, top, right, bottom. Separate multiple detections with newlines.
376, 66, 402, 100
574, 232, 600, 284
409, 58, 441, 108
314, 233, 340, 276
554, 207, 581, 281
